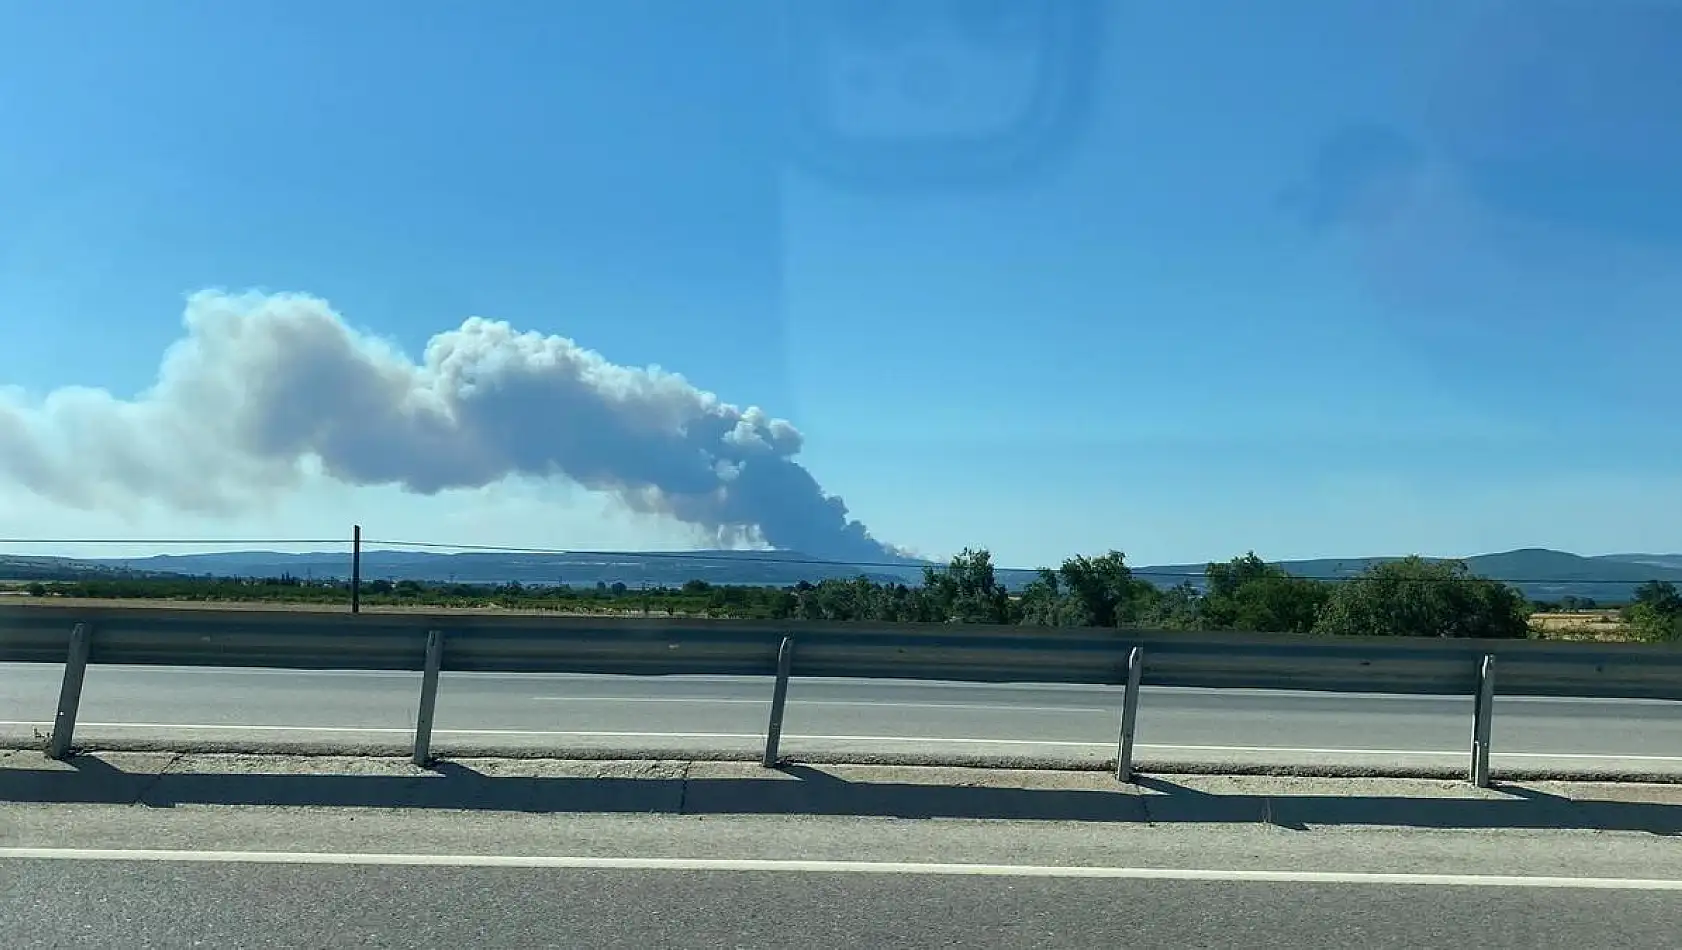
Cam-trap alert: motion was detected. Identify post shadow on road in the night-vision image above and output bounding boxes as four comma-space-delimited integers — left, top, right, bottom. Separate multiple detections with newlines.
2, 753, 1678, 836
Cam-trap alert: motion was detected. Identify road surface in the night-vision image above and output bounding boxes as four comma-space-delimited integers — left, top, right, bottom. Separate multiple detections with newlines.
4, 663, 1682, 773
9, 860, 1680, 948
7, 789, 1682, 948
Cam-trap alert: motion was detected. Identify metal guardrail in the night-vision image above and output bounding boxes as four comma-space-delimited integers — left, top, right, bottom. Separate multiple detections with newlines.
4, 604, 1682, 786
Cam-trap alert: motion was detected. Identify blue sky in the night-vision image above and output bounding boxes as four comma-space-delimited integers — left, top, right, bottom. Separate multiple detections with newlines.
3, 1, 1680, 568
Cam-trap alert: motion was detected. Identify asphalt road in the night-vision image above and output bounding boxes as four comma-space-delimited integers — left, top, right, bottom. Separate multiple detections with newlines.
8, 794, 1682, 950
7, 859, 1680, 949
9, 763, 1682, 947
4, 663, 1682, 772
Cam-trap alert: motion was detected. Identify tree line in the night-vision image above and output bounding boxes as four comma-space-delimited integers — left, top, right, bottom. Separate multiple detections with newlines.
25, 547, 1682, 642
1625, 580, 1682, 642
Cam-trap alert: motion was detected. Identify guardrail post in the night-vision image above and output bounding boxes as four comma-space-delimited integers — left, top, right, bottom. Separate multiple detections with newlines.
1114, 645, 1145, 782
412, 630, 445, 767
47, 623, 92, 760
1469, 654, 1496, 788
762, 637, 795, 768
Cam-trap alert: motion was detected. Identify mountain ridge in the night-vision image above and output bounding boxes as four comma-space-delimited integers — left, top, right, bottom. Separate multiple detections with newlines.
5, 546, 1681, 602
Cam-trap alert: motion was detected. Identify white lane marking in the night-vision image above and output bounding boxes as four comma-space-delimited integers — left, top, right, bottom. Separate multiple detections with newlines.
526, 697, 1113, 713
5, 720, 1682, 763
2, 848, 1681, 889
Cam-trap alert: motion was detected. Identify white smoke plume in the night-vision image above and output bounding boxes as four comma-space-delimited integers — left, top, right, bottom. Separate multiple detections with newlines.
0, 291, 902, 564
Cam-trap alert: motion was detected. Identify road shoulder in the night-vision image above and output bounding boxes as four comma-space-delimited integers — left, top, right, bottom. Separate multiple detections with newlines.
4, 750, 1682, 881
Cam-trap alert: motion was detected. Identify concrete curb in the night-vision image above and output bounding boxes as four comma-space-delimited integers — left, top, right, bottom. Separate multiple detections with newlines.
5, 751, 1682, 834
5, 735, 1682, 785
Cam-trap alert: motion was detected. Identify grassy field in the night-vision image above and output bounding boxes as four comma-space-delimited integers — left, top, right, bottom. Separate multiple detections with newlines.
1528, 610, 1632, 641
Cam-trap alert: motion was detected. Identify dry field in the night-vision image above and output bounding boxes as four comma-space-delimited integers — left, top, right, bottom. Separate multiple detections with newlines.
1529, 610, 1633, 641
0, 594, 1646, 639
0, 596, 675, 618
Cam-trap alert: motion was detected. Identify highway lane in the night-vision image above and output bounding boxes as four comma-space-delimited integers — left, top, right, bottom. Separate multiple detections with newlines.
7, 858, 1680, 949
8, 774, 1682, 947
4, 663, 1682, 772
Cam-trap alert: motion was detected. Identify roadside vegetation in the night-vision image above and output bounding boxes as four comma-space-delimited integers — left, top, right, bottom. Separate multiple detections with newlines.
1621, 580, 1682, 642
16, 549, 1682, 643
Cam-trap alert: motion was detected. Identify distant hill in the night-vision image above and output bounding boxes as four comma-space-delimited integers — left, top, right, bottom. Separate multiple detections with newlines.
1597, 553, 1682, 571
0, 554, 176, 582
72, 549, 925, 588
1130, 557, 1389, 588
8, 546, 1681, 603
1134, 548, 1682, 603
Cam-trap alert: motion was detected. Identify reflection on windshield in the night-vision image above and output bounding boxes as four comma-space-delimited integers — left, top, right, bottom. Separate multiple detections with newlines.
1281, 3, 1681, 410
0, 0, 1677, 570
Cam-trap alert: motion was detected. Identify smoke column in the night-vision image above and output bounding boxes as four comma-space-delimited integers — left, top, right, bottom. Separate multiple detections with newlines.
0, 291, 902, 564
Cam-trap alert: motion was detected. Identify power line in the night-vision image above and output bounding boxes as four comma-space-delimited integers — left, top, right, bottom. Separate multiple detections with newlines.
342, 540, 1682, 587
0, 538, 346, 547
